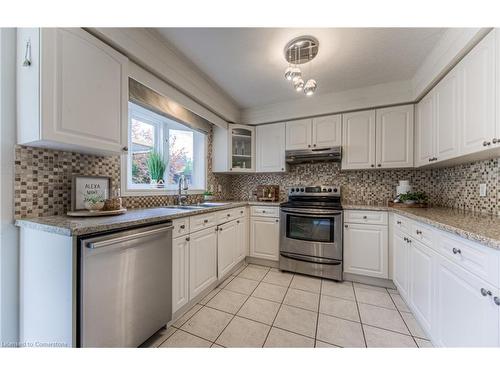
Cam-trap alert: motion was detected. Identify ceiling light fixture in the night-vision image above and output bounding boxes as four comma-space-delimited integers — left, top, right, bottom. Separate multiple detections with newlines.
283, 36, 319, 96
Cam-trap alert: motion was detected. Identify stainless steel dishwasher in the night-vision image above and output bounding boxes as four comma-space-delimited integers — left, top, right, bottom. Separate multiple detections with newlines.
80, 222, 173, 347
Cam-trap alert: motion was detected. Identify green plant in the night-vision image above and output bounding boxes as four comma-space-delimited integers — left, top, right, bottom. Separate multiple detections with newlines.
83, 192, 105, 204
203, 191, 213, 196
399, 191, 428, 203
147, 152, 166, 182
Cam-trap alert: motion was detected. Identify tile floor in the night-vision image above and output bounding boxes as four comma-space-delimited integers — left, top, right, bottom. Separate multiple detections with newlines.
142, 263, 433, 348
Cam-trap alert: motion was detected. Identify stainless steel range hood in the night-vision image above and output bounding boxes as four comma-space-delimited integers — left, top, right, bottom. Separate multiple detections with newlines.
285, 146, 342, 164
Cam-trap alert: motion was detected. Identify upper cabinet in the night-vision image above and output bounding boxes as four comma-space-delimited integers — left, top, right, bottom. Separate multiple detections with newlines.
285, 114, 341, 150
212, 124, 256, 173
17, 28, 129, 155
256, 123, 286, 172
342, 106, 413, 170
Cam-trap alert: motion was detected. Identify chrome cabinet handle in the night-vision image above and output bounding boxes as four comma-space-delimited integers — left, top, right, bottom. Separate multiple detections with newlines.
397, 221, 402, 224
452, 248, 461, 255
494, 296, 500, 306
22, 40, 32, 67
480, 288, 492, 297
416, 230, 422, 235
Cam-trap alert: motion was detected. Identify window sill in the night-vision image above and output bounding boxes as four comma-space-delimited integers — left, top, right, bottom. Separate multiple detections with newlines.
121, 188, 206, 197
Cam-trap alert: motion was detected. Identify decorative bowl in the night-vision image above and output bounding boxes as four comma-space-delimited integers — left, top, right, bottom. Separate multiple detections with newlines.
84, 201, 105, 212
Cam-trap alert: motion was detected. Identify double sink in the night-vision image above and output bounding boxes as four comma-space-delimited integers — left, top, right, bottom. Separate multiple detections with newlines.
163, 202, 231, 211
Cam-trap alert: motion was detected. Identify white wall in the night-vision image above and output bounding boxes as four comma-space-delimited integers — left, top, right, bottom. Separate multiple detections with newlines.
0, 28, 19, 346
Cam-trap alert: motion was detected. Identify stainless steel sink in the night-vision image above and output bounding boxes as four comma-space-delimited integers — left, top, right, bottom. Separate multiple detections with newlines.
194, 202, 231, 207
163, 202, 231, 210
162, 205, 201, 210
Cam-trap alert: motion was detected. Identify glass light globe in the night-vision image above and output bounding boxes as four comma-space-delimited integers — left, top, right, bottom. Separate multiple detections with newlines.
290, 67, 302, 82
284, 66, 294, 81
294, 77, 304, 92
303, 79, 317, 96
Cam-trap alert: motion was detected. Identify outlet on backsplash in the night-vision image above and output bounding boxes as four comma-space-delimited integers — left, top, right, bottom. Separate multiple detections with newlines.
480, 183, 487, 197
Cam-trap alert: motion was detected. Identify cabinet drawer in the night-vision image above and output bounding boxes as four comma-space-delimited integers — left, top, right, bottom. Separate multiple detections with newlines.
216, 208, 245, 224
190, 212, 217, 232
172, 217, 190, 238
437, 232, 500, 287
393, 214, 410, 233
344, 210, 388, 225
409, 221, 435, 249
250, 206, 279, 218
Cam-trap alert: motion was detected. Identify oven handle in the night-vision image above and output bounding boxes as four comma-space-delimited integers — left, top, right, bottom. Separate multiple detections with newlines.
280, 252, 342, 265
280, 208, 343, 216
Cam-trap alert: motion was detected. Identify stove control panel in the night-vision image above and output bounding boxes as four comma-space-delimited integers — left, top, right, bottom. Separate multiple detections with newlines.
288, 186, 340, 196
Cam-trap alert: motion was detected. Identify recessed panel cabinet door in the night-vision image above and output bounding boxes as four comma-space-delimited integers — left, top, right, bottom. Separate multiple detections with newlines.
217, 220, 238, 280
189, 227, 217, 300
434, 254, 499, 347
341, 110, 376, 170
415, 93, 436, 167
459, 31, 495, 155
393, 230, 410, 300
344, 223, 388, 278
312, 114, 341, 148
235, 217, 249, 263
41, 28, 128, 153
375, 105, 414, 168
250, 217, 280, 261
285, 119, 312, 150
256, 123, 286, 172
172, 235, 190, 314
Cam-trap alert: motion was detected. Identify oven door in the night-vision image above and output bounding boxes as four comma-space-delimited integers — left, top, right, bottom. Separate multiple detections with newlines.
280, 208, 343, 260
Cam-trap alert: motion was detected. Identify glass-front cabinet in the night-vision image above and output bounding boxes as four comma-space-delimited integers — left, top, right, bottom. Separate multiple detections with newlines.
228, 124, 255, 172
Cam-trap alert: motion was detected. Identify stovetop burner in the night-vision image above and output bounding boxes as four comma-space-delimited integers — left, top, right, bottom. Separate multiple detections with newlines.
280, 185, 342, 210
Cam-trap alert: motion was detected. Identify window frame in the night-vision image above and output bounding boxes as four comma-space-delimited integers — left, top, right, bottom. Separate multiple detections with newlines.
121, 102, 208, 197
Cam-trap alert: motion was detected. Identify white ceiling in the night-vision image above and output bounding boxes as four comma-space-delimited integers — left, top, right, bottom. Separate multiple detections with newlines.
155, 28, 446, 109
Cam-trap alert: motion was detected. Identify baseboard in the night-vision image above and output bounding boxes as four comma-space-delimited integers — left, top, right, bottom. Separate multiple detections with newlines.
245, 256, 279, 268
343, 272, 396, 289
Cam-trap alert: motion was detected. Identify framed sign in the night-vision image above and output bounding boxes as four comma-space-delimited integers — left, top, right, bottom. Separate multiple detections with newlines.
71, 175, 112, 211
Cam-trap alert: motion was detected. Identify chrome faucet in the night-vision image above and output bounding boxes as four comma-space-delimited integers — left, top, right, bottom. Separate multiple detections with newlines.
177, 175, 189, 205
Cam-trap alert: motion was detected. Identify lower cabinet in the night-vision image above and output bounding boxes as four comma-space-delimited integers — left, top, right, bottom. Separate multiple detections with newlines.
235, 217, 249, 263
434, 255, 499, 347
172, 235, 190, 314
393, 229, 410, 300
408, 239, 435, 335
250, 216, 280, 261
189, 227, 217, 301
344, 223, 388, 278
217, 220, 238, 280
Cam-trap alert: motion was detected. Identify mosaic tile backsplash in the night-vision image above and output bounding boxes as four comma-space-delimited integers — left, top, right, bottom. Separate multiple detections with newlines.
14, 131, 500, 218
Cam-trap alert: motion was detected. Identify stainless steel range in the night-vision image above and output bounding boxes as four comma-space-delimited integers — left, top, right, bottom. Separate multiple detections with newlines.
279, 185, 343, 281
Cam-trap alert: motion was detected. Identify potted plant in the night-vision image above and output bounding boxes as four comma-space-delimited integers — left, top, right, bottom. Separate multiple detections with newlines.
83, 192, 106, 211
398, 191, 428, 205
147, 151, 166, 188
203, 190, 214, 201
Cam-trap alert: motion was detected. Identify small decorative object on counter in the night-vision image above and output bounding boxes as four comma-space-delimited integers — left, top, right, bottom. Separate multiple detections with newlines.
84, 192, 106, 212
147, 151, 166, 188
203, 189, 214, 201
253, 185, 280, 202
103, 188, 123, 211
72, 175, 111, 211
390, 191, 428, 208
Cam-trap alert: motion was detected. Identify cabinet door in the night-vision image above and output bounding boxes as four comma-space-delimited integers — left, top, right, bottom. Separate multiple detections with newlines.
415, 92, 436, 167
341, 110, 376, 170
217, 220, 238, 280
393, 230, 410, 300
344, 223, 388, 278
189, 227, 217, 300
250, 217, 280, 261
434, 254, 499, 347
40, 28, 128, 153
256, 123, 286, 172
235, 217, 249, 263
375, 105, 414, 168
285, 119, 312, 150
312, 114, 341, 148
229, 124, 255, 172
435, 67, 460, 161
459, 31, 496, 155
172, 235, 190, 314
409, 240, 435, 335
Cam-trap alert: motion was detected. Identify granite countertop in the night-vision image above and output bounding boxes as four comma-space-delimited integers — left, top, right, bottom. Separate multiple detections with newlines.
15, 201, 282, 237
344, 203, 500, 250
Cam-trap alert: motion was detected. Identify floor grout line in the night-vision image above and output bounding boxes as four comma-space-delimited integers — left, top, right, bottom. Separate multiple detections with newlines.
352, 283, 368, 348
313, 279, 322, 347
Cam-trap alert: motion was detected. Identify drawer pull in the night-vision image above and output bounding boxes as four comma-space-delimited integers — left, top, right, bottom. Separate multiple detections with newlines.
179, 224, 186, 229
185, 237, 190, 242
416, 230, 422, 235
227, 213, 231, 217
204, 219, 209, 223
494, 296, 500, 306
237, 220, 240, 224
275, 219, 279, 223
240, 210, 244, 214
396, 221, 402, 225
452, 247, 461, 255
363, 216, 368, 219
344, 224, 348, 228
262, 210, 266, 213
480, 288, 492, 297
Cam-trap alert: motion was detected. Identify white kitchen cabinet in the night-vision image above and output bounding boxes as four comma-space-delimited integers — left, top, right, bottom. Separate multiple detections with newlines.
217, 220, 238, 280
341, 110, 376, 170
212, 124, 255, 173
172, 235, 190, 314
17, 28, 128, 155
393, 229, 410, 300
375, 105, 414, 168
235, 217, 249, 263
415, 92, 436, 167
285, 119, 312, 150
256, 123, 286, 172
434, 253, 499, 347
344, 222, 388, 278
250, 216, 280, 261
312, 114, 342, 148
189, 227, 217, 300
409, 239, 435, 335
459, 31, 496, 155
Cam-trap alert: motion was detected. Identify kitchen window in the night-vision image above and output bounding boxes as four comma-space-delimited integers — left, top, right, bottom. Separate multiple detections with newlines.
126, 102, 206, 193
